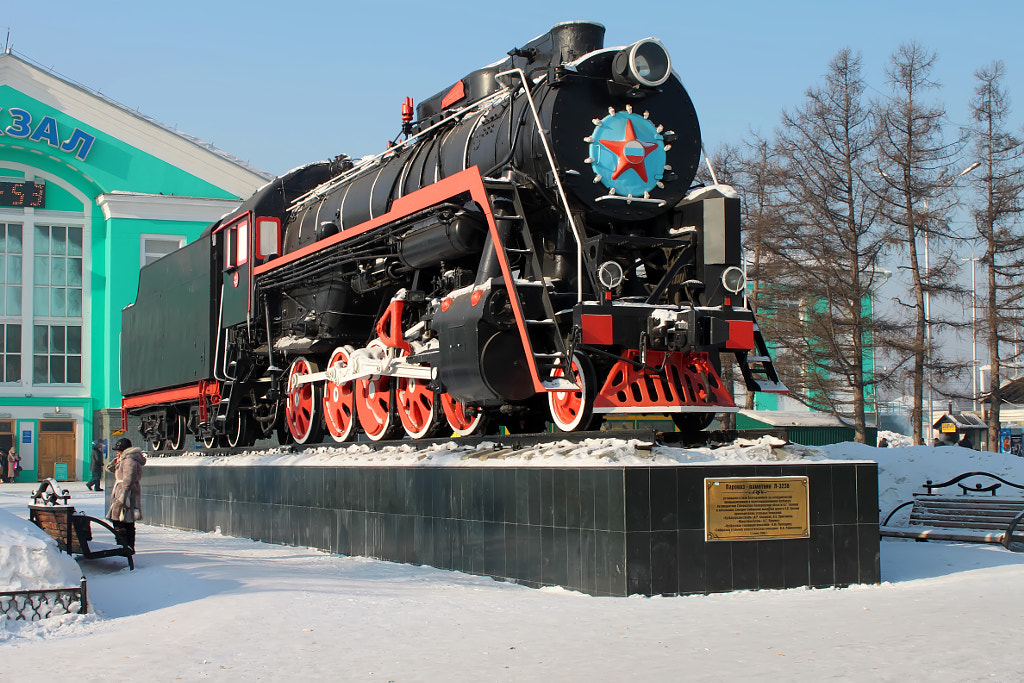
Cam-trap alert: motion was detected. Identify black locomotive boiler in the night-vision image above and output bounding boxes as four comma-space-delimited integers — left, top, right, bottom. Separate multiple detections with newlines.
121, 21, 786, 449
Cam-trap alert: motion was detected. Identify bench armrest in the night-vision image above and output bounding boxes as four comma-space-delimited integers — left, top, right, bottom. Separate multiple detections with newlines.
71, 513, 131, 548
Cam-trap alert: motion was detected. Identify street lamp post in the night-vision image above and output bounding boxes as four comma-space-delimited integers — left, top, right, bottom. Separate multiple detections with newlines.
970, 247, 979, 412
961, 244, 980, 412
921, 162, 980, 438
957, 163, 982, 418
923, 215, 933, 433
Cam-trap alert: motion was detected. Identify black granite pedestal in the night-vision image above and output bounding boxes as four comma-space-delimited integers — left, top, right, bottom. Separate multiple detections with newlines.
141, 461, 879, 596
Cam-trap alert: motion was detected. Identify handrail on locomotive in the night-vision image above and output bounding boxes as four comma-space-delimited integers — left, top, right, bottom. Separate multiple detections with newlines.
496, 66, 587, 304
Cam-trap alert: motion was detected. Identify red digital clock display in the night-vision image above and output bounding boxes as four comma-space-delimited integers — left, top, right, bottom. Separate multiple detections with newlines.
0, 181, 46, 208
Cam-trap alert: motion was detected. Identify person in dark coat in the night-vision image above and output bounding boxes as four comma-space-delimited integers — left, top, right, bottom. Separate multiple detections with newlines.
87, 440, 104, 491
105, 437, 146, 549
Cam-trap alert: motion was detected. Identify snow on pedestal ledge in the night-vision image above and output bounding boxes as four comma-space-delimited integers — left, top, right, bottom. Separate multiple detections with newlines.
143, 435, 833, 469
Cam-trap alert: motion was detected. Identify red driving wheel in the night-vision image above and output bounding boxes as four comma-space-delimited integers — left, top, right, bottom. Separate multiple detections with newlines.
440, 392, 487, 437
286, 357, 323, 444
397, 373, 442, 439
548, 352, 596, 432
355, 373, 399, 441
324, 346, 357, 442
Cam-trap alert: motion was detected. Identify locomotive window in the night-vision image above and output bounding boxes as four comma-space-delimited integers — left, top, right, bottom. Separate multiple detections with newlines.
223, 219, 249, 270
255, 217, 280, 260
236, 220, 249, 267
225, 228, 237, 269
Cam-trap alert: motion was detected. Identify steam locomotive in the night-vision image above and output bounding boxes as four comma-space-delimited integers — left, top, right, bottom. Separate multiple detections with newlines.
121, 21, 786, 449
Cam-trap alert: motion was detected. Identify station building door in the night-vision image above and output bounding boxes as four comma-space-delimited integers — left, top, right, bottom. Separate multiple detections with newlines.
0, 421, 12, 456
38, 420, 76, 480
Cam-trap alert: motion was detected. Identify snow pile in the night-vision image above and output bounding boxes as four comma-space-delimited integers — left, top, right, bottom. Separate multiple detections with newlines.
878, 430, 914, 447
657, 435, 826, 463
0, 509, 83, 591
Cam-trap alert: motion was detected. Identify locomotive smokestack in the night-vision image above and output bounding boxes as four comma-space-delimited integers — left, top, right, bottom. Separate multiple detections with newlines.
544, 20, 605, 64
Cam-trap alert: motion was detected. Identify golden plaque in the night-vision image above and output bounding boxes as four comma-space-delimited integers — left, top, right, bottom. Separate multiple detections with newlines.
704, 476, 810, 542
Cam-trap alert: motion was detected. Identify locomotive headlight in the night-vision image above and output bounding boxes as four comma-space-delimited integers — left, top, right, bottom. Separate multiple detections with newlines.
612, 38, 672, 88
721, 266, 746, 294
598, 260, 625, 290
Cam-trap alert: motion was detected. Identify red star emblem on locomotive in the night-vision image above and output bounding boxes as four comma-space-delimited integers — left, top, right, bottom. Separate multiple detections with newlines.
599, 119, 659, 182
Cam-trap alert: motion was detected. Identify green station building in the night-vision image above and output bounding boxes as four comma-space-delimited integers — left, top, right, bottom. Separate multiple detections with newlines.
0, 51, 271, 482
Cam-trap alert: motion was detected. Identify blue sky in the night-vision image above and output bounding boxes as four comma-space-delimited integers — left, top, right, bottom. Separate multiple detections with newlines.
5, 0, 1023, 177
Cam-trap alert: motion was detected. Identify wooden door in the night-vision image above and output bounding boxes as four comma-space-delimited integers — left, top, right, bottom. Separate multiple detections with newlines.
0, 421, 12, 456
38, 420, 76, 480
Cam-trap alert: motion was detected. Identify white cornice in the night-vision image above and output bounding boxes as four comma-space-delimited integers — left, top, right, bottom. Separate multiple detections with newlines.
96, 192, 239, 223
0, 53, 273, 198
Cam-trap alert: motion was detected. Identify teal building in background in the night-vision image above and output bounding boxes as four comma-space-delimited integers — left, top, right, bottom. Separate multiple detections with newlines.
0, 51, 271, 482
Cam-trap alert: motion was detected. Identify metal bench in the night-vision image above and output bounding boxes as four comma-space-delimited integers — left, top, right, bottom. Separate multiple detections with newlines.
28, 479, 135, 570
880, 472, 1024, 550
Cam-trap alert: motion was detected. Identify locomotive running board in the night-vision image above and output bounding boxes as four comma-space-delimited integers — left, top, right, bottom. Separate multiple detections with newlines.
121, 381, 222, 432
254, 166, 569, 395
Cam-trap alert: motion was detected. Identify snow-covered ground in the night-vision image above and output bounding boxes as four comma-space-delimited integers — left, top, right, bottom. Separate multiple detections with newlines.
3, 439, 1024, 681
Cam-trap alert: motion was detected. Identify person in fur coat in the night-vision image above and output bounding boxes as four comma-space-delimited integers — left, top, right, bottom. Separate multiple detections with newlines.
105, 437, 146, 549
3, 447, 20, 483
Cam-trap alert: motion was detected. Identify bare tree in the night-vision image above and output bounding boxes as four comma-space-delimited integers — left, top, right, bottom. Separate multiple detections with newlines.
966, 60, 1024, 449
734, 136, 789, 360
765, 48, 894, 443
875, 42, 967, 444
